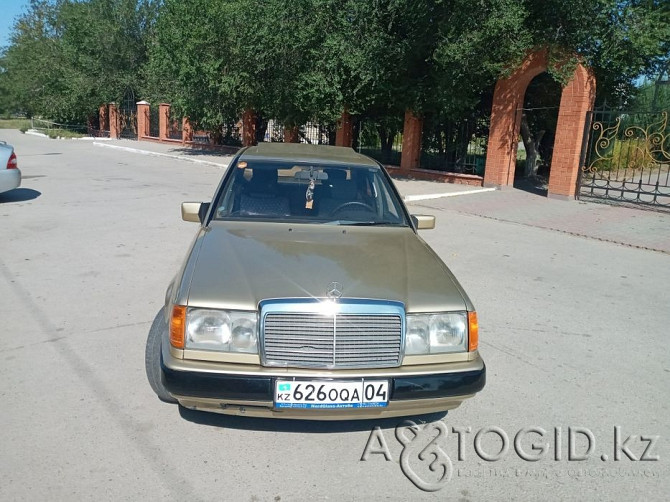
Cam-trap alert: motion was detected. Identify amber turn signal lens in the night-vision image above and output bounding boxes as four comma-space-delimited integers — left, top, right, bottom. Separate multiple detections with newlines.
468, 311, 478, 351
170, 305, 186, 348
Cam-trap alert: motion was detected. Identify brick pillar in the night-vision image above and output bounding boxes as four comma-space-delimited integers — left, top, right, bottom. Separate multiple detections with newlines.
547, 64, 596, 199
99, 105, 109, 136
242, 109, 257, 146
109, 103, 120, 139
136, 101, 150, 140
400, 110, 423, 171
182, 117, 193, 144
284, 126, 299, 143
483, 80, 524, 187
335, 110, 353, 147
484, 50, 548, 188
159, 103, 170, 141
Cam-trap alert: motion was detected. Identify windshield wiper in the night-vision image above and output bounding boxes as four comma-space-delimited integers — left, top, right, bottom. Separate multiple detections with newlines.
345, 221, 397, 226
324, 220, 397, 227
321, 220, 399, 226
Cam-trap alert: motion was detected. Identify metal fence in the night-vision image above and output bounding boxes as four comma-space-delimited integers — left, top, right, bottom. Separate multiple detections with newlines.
212, 123, 242, 147
31, 118, 90, 137
258, 120, 336, 145
578, 108, 670, 209
299, 122, 336, 145
119, 90, 137, 140
420, 117, 489, 175
149, 106, 159, 138
262, 119, 284, 142
86, 114, 109, 137
167, 108, 183, 140
356, 115, 489, 174
119, 111, 137, 139
357, 119, 403, 166
133, 110, 490, 176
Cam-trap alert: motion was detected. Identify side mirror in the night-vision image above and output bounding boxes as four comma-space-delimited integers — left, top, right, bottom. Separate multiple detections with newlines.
181, 202, 210, 223
411, 214, 435, 230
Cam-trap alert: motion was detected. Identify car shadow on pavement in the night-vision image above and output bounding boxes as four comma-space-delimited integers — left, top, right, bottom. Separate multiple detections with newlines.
178, 405, 447, 433
0, 188, 41, 203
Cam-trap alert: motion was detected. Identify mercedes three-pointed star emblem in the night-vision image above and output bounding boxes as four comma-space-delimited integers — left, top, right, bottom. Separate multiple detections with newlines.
326, 282, 343, 299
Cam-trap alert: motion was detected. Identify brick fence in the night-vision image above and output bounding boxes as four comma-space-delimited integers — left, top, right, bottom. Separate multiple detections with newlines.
100, 50, 595, 198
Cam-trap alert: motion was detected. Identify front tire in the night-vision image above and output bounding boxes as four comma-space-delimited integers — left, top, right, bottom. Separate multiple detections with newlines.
145, 307, 178, 404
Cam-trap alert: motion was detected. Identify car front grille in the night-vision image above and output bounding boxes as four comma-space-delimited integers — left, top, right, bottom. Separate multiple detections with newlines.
260, 300, 404, 369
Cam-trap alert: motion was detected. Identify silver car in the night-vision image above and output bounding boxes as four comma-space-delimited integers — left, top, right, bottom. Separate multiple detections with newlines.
0, 141, 21, 194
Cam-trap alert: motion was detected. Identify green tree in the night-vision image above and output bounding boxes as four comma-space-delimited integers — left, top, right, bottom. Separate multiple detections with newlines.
0, 0, 61, 118
2, 0, 667, 142
2, 0, 157, 123
146, 0, 295, 132
525, 0, 670, 106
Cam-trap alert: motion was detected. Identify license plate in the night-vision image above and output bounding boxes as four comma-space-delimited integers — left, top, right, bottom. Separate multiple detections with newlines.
274, 379, 389, 409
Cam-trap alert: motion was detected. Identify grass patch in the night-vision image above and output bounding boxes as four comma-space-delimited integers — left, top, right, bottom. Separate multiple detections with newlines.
0, 118, 32, 130
43, 128, 86, 139
1, 118, 87, 138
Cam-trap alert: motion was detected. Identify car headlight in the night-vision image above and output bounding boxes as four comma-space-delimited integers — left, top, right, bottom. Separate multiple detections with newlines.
186, 308, 258, 353
405, 312, 468, 354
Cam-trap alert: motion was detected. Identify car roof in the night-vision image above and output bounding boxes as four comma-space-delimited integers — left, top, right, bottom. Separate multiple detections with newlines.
239, 143, 379, 168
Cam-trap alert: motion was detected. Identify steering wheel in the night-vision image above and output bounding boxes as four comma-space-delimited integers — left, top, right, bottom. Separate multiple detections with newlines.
330, 201, 375, 215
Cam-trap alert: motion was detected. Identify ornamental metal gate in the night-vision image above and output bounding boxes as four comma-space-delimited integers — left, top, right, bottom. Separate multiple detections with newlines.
119, 89, 137, 140
149, 106, 159, 138
578, 107, 670, 209
258, 119, 336, 145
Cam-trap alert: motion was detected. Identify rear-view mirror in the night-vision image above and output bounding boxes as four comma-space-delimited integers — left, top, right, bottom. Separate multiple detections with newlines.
181, 202, 210, 223
411, 214, 436, 230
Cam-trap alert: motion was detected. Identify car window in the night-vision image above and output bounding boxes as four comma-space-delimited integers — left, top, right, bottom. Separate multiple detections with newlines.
214, 160, 408, 226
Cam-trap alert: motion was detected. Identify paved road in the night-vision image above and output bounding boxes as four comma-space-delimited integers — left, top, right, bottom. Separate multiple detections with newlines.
1, 130, 668, 501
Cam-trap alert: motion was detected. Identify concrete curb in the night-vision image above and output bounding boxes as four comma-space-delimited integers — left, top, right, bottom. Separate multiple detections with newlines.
25, 130, 48, 138
404, 187, 496, 202
92, 141, 230, 168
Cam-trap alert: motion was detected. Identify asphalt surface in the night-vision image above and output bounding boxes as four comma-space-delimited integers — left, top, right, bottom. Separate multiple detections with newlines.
1, 129, 668, 501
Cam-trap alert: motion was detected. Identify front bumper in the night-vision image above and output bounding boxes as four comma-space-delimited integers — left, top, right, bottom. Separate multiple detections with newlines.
161, 349, 485, 420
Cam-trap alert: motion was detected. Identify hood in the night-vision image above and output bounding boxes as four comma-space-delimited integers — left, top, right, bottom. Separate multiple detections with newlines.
185, 221, 470, 312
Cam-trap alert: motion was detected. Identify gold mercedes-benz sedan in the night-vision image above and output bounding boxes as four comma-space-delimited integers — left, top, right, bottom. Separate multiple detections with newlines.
145, 143, 485, 420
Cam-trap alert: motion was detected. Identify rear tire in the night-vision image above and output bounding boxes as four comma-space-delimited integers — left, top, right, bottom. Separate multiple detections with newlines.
145, 307, 178, 404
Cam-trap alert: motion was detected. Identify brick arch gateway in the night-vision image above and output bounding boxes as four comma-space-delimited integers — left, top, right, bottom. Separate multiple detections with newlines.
483, 49, 596, 199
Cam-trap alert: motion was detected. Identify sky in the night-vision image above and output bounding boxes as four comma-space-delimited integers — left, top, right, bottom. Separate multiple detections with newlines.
0, 0, 29, 49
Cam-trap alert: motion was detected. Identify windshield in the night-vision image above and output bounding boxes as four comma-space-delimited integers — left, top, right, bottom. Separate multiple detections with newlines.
213, 159, 409, 226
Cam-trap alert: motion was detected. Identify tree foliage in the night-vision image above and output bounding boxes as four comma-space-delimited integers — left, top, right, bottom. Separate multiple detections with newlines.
527, 0, 670, 106
1, 0, 158, 121
0, 0, 667, 128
